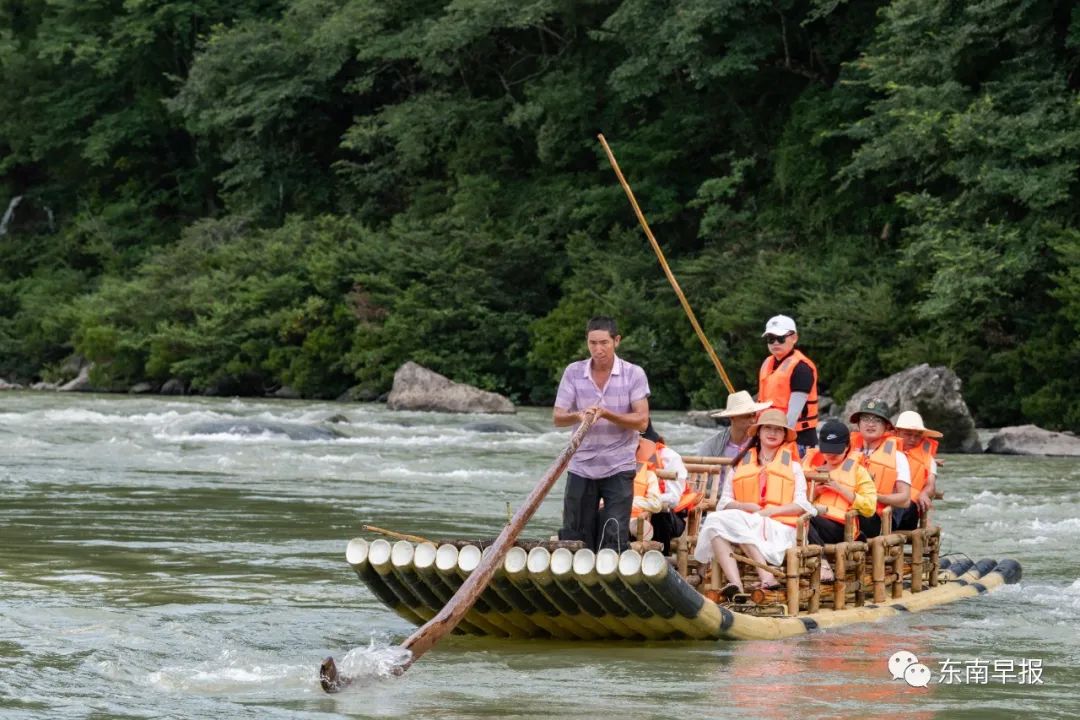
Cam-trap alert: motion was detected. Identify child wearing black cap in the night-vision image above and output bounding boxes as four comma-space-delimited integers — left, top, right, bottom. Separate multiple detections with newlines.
806, 419, 878, 580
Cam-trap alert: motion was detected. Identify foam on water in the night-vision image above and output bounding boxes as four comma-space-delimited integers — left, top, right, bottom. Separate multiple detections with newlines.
146, 648, 312, 694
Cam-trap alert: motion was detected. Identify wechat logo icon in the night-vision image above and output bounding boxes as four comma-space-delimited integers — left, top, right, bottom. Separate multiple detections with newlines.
889, 650, 932, 688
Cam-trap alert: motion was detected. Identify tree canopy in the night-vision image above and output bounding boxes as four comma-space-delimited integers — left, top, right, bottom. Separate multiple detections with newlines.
1, 0, 1077, 429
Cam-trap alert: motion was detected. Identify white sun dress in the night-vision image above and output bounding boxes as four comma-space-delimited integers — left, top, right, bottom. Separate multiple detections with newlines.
693, 460, 813, 567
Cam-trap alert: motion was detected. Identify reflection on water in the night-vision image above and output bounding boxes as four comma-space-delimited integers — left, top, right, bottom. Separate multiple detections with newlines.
0, 392, 1078, 719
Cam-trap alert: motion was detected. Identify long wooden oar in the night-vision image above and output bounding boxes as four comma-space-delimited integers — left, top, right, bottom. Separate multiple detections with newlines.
597, 133, 735, 394
319, 407, 602, 691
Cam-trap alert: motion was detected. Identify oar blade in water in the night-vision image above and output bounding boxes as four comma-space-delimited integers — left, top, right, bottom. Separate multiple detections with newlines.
319, 656, 350, 693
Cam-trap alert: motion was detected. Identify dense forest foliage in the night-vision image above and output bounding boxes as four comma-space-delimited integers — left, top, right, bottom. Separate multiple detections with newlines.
1, 0, 1078, 429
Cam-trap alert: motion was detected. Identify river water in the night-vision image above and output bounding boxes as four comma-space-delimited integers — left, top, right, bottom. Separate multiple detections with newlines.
1, 393, 1078, 719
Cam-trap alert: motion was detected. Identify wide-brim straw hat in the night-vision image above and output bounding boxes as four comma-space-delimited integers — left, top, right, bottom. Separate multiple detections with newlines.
747, 408, 796, 443
894, 410, 943, 438
710, 390, 773, 418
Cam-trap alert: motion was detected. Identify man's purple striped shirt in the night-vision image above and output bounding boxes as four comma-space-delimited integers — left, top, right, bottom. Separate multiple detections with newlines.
554, 355, 650, 479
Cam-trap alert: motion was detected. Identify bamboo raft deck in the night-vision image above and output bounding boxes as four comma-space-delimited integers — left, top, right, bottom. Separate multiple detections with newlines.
342, 458, 1020, 641
344, 536, 1019, 641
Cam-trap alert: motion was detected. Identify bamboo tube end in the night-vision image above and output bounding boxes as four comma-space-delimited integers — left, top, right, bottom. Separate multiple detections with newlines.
572, 549, 597, 576
504, 546, 528, 574
551, 548, 574, 576
391, 540, 415, 568
369, 539, 392, 565
458, 544, 482, 573
640, 550, 668, 578
595, 549, 620, 576
346, 538, 369, 566
526, 547, 551, 573
618, 550, 643, 576
435, 543, 459, 571
414, 542, 438, 570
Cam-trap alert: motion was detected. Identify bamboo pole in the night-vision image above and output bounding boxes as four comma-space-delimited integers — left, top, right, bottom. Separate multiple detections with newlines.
679, 456, 735, 466
871, 537, 886, 603
833, 542, 847, 611
927, 526, 940, 587
785, 547, 800, 616
910, 530, 924, 593
320, 407, 602, 691
598, 133, 735, 394
363, 525, 433, 544
891, 543, 905, 599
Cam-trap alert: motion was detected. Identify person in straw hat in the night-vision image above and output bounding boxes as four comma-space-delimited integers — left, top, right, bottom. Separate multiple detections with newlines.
693, 408, 815, 597
893, 410, 942, 531
694, 390, 772, 459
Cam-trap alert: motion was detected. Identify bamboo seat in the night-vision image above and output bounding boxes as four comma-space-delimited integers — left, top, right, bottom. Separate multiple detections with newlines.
656, 461, 727, 577
666, 461, 942, 615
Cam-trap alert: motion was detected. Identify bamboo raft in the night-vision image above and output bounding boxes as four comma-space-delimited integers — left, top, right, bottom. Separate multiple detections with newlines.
345, 537, 1018, 641
341, 458, 1020, 641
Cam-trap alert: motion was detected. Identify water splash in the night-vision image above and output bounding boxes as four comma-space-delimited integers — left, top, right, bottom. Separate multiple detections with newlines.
334, 639, 412, 687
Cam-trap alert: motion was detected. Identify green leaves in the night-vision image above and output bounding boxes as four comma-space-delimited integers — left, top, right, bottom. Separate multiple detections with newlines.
2, 0, 1078, 430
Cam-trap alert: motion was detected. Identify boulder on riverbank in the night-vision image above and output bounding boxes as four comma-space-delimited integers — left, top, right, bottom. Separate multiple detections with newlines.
387, 361, 515, 414
841, 364, 981, 453
58, 364, 96, 392
985, 425, 1080, 457
160, 378, 186, 396
271, 385, 301, 399
188, 420, 344, 441
0, 377, 23, 390
463, 419, 534, 433
686, 410, 720, 428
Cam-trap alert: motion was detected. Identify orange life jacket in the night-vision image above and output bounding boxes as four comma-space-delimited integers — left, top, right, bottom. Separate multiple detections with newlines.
632, 438, 664, 519
816, 457, 861, 535
850, 432, 902, 514
905, 437, 938, 495
758, 349, 819, 432
632, 439, 701, 516
730, 447, 800, 527
803, 448, 827, 471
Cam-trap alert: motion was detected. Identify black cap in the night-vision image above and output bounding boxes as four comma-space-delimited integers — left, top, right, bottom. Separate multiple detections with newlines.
817, 419, 850, 454
641, 419, 662, 443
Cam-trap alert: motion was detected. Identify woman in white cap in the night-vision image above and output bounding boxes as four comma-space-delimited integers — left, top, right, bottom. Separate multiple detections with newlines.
695, 390, 772, 458
693, 409, 815, 596
893, 410, 942, 531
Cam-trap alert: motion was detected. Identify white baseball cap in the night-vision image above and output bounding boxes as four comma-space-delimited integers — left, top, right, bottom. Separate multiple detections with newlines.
762, 315, 797, 337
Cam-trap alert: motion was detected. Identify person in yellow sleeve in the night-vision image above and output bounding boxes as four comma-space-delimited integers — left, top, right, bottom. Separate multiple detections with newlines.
806, 419, 877, 582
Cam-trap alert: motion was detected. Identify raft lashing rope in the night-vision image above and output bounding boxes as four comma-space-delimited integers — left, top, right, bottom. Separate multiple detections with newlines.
345, 538, 1021, 641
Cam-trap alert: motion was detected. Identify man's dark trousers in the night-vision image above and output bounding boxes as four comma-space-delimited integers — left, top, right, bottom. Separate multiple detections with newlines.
558, 470, 635, 551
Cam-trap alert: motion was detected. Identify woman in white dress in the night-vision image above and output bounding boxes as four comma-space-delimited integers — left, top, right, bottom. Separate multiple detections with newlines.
693, 408, 814, 596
